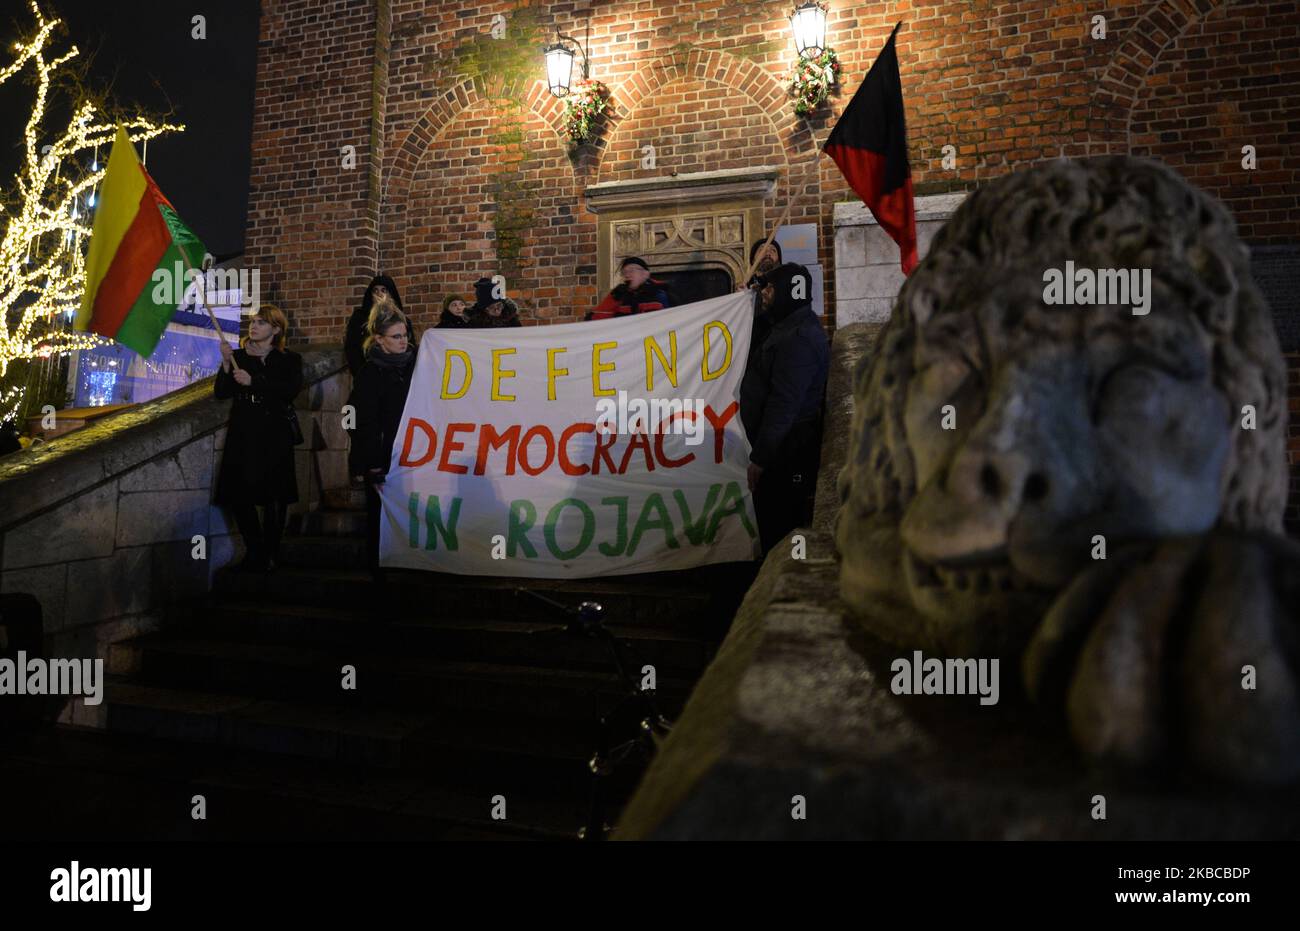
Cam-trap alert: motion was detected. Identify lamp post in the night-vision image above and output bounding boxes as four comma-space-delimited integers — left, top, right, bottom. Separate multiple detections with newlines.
544, 25, 591, 98
790, 2, 828, 58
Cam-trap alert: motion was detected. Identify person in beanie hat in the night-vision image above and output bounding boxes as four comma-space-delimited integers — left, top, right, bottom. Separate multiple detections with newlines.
438, 294, 474, 329
586, 257, 675, 321
468, 276, 522, 328
739, 262, 829, 552
472, 277, 496, 307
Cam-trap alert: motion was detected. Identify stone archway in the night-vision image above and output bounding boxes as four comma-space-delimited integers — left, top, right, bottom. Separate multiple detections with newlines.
380, 76, 586, 319
585, 47, 825, 294
596, 46, 819, 189
1088, 0, 1231, 153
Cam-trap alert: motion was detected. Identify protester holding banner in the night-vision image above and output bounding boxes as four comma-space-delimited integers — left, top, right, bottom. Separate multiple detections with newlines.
382, 290, 759, 577
468, 277, 522, 328
348, 306, 418, 580
214, 304, 304, 572
438, 294, 474, 329
739, 263, 829, 553
742, 237, 783, 381
585, 257, 675, 321
344, 274, 413, 376
746, 238, 782, 289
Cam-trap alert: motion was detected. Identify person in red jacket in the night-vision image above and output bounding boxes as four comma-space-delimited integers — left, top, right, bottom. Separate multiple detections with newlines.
586, 257, 675, 320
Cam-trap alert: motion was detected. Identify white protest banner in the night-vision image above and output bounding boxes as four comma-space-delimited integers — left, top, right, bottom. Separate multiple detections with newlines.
378, 290, 760, 577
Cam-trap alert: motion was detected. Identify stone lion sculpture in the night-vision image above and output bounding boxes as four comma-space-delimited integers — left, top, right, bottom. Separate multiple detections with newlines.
834, 156, 1299, 784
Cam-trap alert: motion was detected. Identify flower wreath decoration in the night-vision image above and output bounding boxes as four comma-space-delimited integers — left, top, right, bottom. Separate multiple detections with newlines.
790, 47, 841, 117
562, 78, 611, 144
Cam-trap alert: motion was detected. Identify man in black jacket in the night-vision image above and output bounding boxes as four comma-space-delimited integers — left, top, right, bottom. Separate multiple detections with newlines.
739, 262, 830, 553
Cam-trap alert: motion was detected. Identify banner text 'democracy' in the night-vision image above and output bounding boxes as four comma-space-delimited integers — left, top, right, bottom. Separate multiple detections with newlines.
378, 291, 760, 577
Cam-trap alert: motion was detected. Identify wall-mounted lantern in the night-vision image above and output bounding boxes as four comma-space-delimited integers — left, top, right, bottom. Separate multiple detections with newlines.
790, 2, 828, 58
544, 26, 591, 98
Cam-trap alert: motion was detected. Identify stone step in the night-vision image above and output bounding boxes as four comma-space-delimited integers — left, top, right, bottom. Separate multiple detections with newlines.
287, 508, 368, 537
182, 600, 716, 676
78, 679, 646, 821
214, 564, 734, 635
277, 534, 368, 568
5, 724, 582, 840
113, 636, 694, 720
321, 487, 366, 510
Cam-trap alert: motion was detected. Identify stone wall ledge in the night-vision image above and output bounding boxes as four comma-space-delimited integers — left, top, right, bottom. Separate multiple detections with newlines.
0, 344, 344, 535
834, 193, 968, 228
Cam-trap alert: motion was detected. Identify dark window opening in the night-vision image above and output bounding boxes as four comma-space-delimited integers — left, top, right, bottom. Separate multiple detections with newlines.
654, 268, 734, 308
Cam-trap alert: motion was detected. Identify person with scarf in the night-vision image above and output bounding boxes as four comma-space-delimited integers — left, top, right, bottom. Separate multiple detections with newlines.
214, 304, 305, 572
467, 277, 522, 328
344, 274, 414, 377
348, 305, 418, 580
586, 257, 674, 321
438, 294, 474, 329
739, 262, 829, 553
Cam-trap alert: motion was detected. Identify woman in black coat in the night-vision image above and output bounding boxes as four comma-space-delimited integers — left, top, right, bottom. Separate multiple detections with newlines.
438, 294, 474, 329
214, 304, 304, 572
344, 274, 414, 377
348, 305, 418, 579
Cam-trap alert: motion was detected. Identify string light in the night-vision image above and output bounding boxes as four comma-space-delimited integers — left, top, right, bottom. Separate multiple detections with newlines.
0, 0, 184, 422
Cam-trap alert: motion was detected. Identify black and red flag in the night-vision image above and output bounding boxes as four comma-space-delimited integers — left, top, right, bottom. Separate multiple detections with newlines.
823, 22, 917, 275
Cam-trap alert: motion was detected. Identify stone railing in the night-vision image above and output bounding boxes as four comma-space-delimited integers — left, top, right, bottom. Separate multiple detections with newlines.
0, 346, 351, 669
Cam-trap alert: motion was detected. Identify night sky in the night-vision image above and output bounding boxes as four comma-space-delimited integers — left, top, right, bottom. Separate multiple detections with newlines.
0, 0, 260, 257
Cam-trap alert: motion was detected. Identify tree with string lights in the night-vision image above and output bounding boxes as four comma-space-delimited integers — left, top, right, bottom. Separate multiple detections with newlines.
0, 0, 183, 424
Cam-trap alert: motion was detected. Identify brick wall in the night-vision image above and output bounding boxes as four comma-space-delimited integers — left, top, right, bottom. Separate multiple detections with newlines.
245, 0, 1298, 335
1127, 0, 1299, 244
244, 0, 384, 341
244, 0, 1300, 511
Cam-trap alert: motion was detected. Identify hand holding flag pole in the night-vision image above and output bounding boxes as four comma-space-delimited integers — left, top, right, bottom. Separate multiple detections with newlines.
178, 244, 240, 374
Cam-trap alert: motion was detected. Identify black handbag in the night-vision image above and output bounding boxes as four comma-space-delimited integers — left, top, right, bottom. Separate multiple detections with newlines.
284, 404, 305, 446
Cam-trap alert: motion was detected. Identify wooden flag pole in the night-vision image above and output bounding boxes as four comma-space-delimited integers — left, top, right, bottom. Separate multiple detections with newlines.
741, 200, 794, 286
